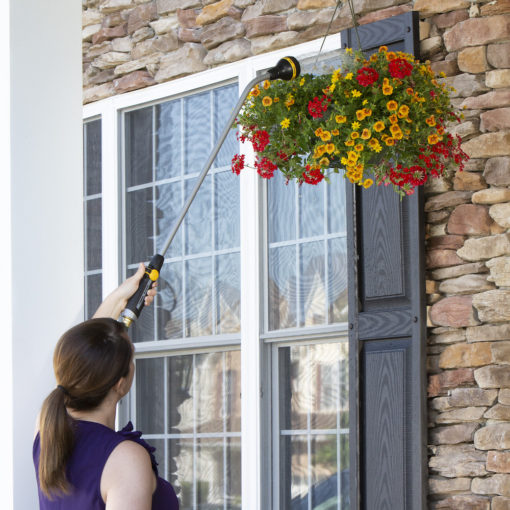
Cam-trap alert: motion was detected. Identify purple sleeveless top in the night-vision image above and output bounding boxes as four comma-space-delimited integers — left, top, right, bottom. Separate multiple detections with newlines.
33, 420, 179, 510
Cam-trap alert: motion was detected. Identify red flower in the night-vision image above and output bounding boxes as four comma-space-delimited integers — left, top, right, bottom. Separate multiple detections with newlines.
302, 165, 324, 185
255, 157, 277, 179
252, 130, 270, 152
231, 154, 245, 175
277, 151, 289, 161
388, 58, 413, 79
356, 66, 379, 87
307, 95, 331, 119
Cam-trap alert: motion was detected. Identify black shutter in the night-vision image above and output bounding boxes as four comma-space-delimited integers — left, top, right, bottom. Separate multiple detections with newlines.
343, 12, 427, 510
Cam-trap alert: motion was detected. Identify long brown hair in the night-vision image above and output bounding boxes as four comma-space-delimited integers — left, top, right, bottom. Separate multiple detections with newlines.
38, 318, 133, 499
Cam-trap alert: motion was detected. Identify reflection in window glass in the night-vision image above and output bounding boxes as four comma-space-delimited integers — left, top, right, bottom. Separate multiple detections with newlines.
123, 82, 240, 342
83, 119, 102, 318
278, 342, 349, 510
268, 171, 347, 330
135, 351, 242, 510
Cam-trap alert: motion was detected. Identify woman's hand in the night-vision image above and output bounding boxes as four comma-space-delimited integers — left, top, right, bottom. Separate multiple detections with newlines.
93, 264, 158, 320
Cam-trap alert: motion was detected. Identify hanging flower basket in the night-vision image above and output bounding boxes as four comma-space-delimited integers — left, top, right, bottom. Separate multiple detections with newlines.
231, 46, 469, 197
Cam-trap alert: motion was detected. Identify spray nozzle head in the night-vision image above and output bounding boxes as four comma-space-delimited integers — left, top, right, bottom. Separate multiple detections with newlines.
267, 57, 301, 81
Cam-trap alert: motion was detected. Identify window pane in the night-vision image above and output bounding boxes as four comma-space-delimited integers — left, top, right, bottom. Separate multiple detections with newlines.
169, 438, 193, 510
86, 274, 102, 318
215, 170, 240, 250
328, 238, 348, 324
300, 241, 326, 327
125, 107, 153, 187
269, 245, 297, 330
328, 176, 346, 235
86, 198, 102, 271
185, 257, 213, 337
214, 84, 238, 168
225, 351, 241, 432
136, 357, 165, 434
155, 182, 182, 259
85, 119, 102, 196
216, 253, 241, 334
184, 92, 211, 175
156, 101, 182, 180
268, 171, 295, 243
126, 188, 154, 265
196, 439, 224, 507
226, 438, 242, 509
278, 342, 349, 509
195, 352, 224, 434
184, 175, 212, 255
299, 182, 324, 239
157, 261, 183, 339
168, 355, 193, 434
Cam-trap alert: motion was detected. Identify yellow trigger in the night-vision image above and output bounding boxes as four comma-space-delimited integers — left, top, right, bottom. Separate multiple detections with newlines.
147, 269, 159, 281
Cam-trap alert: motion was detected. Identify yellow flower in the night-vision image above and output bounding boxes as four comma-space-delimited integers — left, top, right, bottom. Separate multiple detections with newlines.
398, 105, 409, 118
378, 45, 388, 53
362, 99, 368, 105
426, 115, 436, 127
319, 157, 330, 167
315, 127, 324, 136
331, 129, 340, 136
406, 87, 414, 95
386, 51, 397, 61
351, 89, 362, 97
249, 85, 260, 98
345, 140, 355, 147
436, 126, 445, 135
351, 131, 360, 139
285, 94, 295, 108
363, 178, 374, 189
428, 134, 439, 145
355, 163, 364, 172
347, 150, 359, 161
263, 80, 271, 90
300, 77, 305, 86
389, 114, 398, 124
320, 131, 332, 142
387, 101, 398, 111
390, 124, 401, 135
335, 115, 347, 123
341, 157, 348, 165
369, 54, 378, 63
361, 129, 371, 140
368, 138, 379, 149
262, 96, 272, 107
374, 121, 385, 132
345, 72, 353, 80
345, 48, 353, 55
274, 97, 280, 103
393, 129, 403, 140
356, 109, 366, 121
363, 108, 372, 117
373, 143, 382, 153
326, 143, 336, 154
382, 85, 393, 95
351, 121, 360, 130
355, 143, 364, 152
281, 118, 290, 129
331, 69, 342, 83
385, 137, 395, 146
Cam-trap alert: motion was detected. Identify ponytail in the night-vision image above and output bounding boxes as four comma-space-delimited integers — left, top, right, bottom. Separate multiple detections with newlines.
38, 387, 74, 499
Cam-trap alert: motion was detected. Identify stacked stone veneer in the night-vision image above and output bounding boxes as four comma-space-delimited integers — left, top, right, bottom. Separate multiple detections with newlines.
82, 0, 510, 507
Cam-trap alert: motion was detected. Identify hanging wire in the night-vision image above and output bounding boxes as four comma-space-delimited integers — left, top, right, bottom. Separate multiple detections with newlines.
312, 0, 365, 71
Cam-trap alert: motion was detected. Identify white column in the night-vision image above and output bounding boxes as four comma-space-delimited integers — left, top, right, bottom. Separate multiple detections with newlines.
0, 0, 13, 506
9, 0, 83, 507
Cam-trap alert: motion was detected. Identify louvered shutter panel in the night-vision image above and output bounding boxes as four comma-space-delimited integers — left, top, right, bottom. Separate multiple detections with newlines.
343, 11, 427, 510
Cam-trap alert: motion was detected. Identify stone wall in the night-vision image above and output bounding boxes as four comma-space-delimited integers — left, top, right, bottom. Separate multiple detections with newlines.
82, 0, 510, 507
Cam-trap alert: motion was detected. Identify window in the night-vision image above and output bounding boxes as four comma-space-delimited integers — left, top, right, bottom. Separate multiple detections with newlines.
83, 118, 102, 318
84, 35, 351, 510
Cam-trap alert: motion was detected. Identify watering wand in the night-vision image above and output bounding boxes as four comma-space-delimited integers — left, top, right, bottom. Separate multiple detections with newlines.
119, 56, 301, 328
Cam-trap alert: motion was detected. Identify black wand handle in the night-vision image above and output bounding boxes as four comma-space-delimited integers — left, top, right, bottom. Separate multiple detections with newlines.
119, 254, 164, 328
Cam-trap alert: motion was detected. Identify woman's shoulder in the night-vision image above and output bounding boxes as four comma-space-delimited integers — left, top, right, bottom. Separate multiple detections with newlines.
116, 422, 159, 474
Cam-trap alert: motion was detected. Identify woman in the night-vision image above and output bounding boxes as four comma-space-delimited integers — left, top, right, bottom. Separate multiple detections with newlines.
33, 264, 179, 510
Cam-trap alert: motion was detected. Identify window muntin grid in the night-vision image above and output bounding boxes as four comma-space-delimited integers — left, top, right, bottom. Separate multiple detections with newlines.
277, 341, 349, 510
83, 118, 102, 318
123, 82, 240, 342
134, 350, 242, 510
267, 172, 348, 331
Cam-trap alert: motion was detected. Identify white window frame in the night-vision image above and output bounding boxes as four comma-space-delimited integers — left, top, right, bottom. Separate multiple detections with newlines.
83, 33, 346, 510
